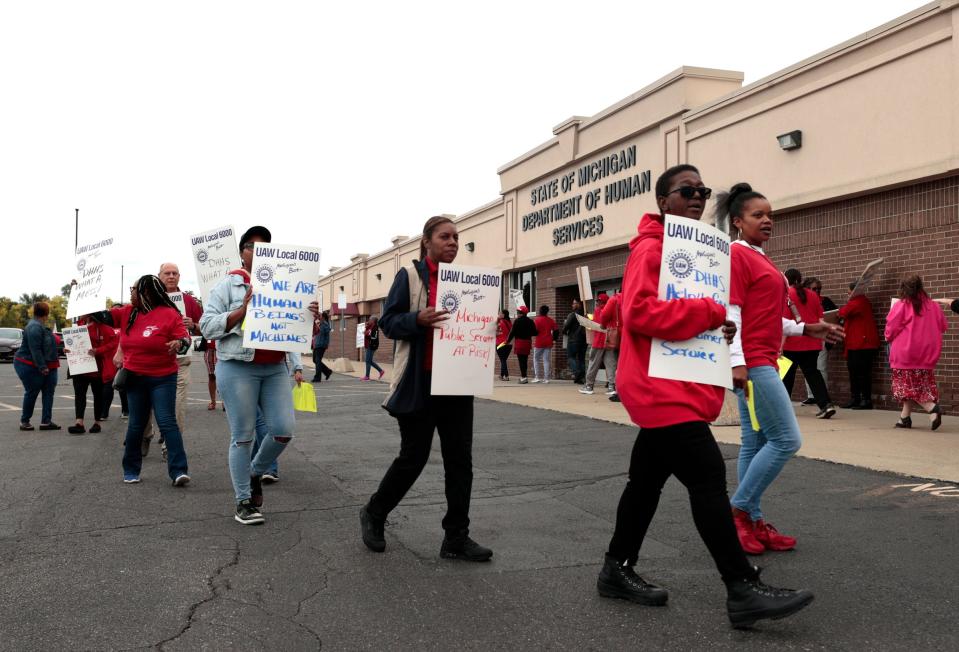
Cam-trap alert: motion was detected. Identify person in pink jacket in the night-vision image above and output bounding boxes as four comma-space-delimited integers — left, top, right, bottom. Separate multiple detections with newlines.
885, 274, 947, 430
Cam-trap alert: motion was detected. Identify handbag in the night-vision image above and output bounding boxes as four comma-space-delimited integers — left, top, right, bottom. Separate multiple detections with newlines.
112, 367, 130, 391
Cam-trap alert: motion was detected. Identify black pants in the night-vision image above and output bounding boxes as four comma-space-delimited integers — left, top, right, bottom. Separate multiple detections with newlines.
782, 349, 831, 408
517, 353, 529, 379
101, 381, 115, 419
72, 375, 104, 421
847, 348, 876, 405
607, 421, 753, 583
497, 344, 512, 378
312, 346, 332, 380
119, 388, 129, 415
368, 395, 474, 533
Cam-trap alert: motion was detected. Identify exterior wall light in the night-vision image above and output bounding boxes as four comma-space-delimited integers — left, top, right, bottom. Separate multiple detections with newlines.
375, 273, 382, 280
465, 242, 475, 252
777, 130, 802, 150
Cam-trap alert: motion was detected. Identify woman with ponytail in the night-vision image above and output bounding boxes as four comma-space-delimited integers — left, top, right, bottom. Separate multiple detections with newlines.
781, 268, 836, 418
597, 167, 814, 629
885, 274, 947, 430
111, 274, 191, 486
722, 183, 843, 556
359, 216, 493, 562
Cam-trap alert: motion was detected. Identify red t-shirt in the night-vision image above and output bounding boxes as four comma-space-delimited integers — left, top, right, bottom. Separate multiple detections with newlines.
424, 257, 439, 371
231, 269, 286, 365
730, 243, 787, 369
496, 318, 511, 346
112, 304, 188, 377
533, 315, 557, 348
783, 286, 823, 352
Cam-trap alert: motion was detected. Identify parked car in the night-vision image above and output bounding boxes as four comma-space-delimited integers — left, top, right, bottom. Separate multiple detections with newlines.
0, 327, 23, 361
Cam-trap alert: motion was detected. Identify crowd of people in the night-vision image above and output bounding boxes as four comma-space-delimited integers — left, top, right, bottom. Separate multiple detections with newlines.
9, 168, 958, 630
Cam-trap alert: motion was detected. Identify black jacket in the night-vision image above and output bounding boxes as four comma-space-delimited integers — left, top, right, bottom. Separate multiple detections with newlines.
380, 260, 431, 416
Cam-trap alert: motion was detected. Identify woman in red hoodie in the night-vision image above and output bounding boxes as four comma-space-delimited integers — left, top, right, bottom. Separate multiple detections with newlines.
838, 283, 880, 409
597, 165, 813, 629
112, 275, 191, 486
721, 184, 844, 557
781, 269, 836, 419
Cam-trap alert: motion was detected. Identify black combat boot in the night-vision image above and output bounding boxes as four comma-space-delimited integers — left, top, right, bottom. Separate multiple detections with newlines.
725, 567, 814, 629
360, 506, 386, 552
440, 531, 493, 561
596, 554, 668, 606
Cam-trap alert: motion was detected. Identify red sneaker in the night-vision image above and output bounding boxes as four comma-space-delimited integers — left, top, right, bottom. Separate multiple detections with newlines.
732, 508, 765, 555
754, 520, 796, 551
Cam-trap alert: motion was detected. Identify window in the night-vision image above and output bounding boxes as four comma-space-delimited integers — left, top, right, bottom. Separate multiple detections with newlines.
507, 269, 536, 311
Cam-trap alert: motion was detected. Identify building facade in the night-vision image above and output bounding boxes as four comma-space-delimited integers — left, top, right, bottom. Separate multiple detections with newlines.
320, 1, 959, 411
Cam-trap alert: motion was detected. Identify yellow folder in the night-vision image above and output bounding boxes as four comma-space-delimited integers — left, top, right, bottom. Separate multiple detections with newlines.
745, 357, 793, 431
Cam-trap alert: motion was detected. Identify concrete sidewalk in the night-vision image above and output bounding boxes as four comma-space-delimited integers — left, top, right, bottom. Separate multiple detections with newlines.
311, 357, 959, 483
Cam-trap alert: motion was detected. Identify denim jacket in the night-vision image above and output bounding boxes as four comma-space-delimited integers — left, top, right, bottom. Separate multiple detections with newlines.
199, 272, 305, 372
16, 319, 57, 367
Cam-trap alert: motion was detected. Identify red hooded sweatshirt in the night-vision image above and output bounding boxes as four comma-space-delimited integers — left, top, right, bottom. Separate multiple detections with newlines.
618, 214, 728, 428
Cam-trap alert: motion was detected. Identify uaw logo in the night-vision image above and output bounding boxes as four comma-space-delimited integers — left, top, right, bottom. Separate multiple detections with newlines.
255, 265, 275, 284
667, 250, 695, 279
196, 249, 209, 264
65, 337, 75, 348
439, 290, 460, 314
76, 258, 87, 272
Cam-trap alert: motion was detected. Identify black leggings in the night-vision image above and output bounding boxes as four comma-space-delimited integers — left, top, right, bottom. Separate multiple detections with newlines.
368, 395, 474, 533
782, 349, 831, 408
72, 375, 104, 421
516, 353, 529, 379
846, 348, 876, 404
497, 345, 512, 378
101, 381, 115, 419
607, 421, 753, 583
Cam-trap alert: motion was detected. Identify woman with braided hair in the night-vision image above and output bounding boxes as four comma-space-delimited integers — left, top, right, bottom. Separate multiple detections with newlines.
111, 275, 191, 485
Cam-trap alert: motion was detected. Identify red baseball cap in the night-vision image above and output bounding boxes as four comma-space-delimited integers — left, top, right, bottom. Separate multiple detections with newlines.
597, 292, 609, 302
517, 306, 530, 313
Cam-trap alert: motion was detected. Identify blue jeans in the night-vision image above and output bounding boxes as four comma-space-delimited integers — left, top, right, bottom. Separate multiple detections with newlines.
365, 348, 382, 377
252, 408, 279, 476
217, 360, 295, 502
122, 372, 188, 480
731, 365, 802, 520
533, 347, 551, 380
14, 359, 57, 424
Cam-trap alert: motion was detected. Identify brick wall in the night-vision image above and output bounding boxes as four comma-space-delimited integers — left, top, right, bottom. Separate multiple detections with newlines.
768, 175, 959, 412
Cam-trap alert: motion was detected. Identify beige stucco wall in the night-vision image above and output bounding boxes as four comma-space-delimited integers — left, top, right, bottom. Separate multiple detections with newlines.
318, 1, 959, 309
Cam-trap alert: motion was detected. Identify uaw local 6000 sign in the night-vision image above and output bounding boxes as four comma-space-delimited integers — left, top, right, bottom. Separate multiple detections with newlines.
431, 263, 500, 396
191, 226, 242, 299
67, 236, 115, 319
648, 215, 732, 389
242, 244, 321, 354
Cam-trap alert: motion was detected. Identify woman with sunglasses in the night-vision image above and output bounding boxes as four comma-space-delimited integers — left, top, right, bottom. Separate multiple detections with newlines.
111, 275, 192, 485
359, 216, 492, 562
598, 166, 813, 629
200, 226, 319, 525
721, 183, 843, 556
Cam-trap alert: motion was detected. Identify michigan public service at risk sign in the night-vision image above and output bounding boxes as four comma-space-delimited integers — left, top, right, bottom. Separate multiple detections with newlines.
430, 263, 500, 397
242, 243, 321, 354
648, 214, 732, 389
190, 226, 242, 300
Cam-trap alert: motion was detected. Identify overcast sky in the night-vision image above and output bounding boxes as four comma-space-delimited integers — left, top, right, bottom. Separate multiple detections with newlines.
0, 0, 923, 302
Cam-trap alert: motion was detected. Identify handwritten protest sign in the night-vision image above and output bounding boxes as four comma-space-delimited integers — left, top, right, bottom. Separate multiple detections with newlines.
431, 263, 501, 396
508, 288, 526, 317
67, 237, 115, 319
356, 323, 365, 349
242, 243, 321, 354
575, 313, 606, 333
191, 226, 242, 300
648, 214, 732, 389
63, 326, 98, 375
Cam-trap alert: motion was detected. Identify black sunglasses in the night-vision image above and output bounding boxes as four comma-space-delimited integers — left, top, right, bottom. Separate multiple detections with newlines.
667, 186, 712, 200
242, 242, 256, 251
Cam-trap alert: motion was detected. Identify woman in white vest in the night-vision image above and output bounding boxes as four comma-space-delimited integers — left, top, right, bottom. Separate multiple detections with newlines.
359, 216, 492, 562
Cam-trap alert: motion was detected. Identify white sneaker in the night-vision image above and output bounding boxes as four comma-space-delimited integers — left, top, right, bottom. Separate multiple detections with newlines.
605, 389, 616, 396
173, 474, 191, 487
532, 379, 541, 383
518, 378, 529, 384
579, 386, 594, 395
543, 380, 550, 384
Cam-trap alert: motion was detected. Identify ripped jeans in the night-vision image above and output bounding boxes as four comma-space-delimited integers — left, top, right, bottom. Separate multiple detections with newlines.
216, 360, 295, 503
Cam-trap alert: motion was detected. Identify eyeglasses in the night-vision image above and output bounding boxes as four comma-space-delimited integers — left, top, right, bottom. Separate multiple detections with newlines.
242, 243, 256, 251
667, 186, 712, 200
